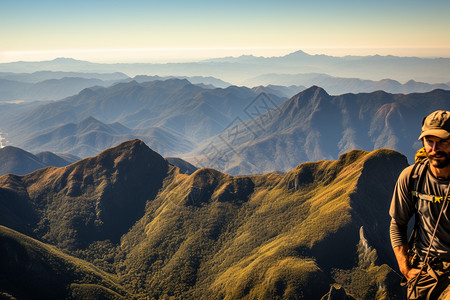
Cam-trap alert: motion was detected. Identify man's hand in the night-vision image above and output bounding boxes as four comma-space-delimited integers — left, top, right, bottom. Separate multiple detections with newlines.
393, 244, 423, 281
404, 267, 422, 281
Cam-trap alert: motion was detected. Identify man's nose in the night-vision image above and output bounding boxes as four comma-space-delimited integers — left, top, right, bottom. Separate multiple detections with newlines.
431, 141, 438, 152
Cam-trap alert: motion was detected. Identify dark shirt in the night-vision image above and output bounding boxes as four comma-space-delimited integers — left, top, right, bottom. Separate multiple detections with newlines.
390, 164, 450, 259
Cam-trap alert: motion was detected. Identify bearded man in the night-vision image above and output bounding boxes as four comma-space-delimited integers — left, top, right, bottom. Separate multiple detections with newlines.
390, 110, 450, 299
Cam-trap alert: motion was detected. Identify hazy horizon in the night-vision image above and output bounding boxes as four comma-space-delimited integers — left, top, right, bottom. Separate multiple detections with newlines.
2, 47, 450, 64
1, 0, 449, 64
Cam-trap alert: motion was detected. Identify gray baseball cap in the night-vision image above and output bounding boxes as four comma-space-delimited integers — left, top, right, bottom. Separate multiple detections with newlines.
418, 110, 450, 140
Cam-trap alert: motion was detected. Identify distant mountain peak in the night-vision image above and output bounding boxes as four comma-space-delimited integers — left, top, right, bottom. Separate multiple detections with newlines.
283, 50, 311, 57
96, 139, 157, 160
77, 87, 98, 98
0, 145, 39, 158
48, 57, 94, 65
92, 139, 168, 175
78, 116, 104, 128
2, 139, 169, 247
307, 85, 328, 94
51, 57, 82, 62
0, 146, 59, 176
80, 115, 101, 123
290, 85, 330, 102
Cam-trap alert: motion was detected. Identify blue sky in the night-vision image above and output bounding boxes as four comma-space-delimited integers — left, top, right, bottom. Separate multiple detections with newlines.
1, 0, 449, 62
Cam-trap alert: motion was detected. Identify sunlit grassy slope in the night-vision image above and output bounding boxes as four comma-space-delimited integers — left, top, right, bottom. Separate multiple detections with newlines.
118, 148, 407, 299
0, 140, 408, 299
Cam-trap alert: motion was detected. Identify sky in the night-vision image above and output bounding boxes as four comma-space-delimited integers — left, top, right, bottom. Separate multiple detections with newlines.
1, 0, 450, 63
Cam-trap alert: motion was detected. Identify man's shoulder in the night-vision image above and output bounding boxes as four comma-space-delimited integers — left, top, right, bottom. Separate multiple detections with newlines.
398, 164, 415, 180
397, 160, 429, 187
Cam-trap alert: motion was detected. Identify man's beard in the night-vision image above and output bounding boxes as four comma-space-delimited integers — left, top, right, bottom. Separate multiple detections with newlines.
427, 151, 450, 169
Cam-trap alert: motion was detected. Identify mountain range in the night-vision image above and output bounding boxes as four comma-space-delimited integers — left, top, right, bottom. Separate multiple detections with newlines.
1, 79, 449, 175
0, 71, 234, 102
17, 116, 195, 158
0, 139, 408, 299
1, 70, 449, 103
0, 77, 112, 101
2, 50, 449, 299
244, 73, 450, 96
2, 51, 450, 84
190, 86, 450, 175
2, 52, 450, 104
0, 79, 286, 158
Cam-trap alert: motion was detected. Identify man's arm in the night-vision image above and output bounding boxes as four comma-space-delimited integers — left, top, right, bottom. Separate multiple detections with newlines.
389, 165, 420, 280
393, 244, 421, 281
390, 219, 421, 280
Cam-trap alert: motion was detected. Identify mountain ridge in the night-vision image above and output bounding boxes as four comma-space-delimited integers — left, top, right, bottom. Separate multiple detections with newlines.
243, 73, 450, 95
1, 50, 449, 83
0, 139, 407, 298
0, 79, 286, 158
0, 145, 77, 176
0, 139, 168, 249
189, 86, 450, 175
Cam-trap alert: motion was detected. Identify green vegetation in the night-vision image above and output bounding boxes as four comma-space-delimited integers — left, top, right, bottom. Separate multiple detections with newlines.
0, 141, 408, 299
0, 225, 131, 299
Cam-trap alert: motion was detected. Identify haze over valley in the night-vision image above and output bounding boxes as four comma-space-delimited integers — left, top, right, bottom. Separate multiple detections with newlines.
1, 53, 449, 175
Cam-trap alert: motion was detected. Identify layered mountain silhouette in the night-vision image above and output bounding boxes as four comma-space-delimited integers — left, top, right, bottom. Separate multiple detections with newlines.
0, 70, 128, 83
191, 86, 450, 175
18, 116, 195, 157
2, 80, 448, 177
2, 52, 450, 84
0, 139, 407, 299
0, 146, 79, 176
2, 69, 448, 104
0, 77, 118, 101
0, 79, 285, 157
0, 71, 235, 102
133, 74, 231, 88
244, 73, 450, 95
20, 116, 136, 157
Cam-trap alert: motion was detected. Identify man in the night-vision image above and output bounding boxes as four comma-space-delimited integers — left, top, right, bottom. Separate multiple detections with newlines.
390, 110, 450, 299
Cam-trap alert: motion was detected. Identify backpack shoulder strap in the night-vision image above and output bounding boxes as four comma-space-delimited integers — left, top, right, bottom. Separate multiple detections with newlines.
409, 158, 429, 200
407, 158, 429, 247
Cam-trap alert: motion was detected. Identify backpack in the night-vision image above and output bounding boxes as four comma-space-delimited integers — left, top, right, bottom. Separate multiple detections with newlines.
407, 151, 428, 250
407, 147, 449, 250
410, 148, 449, 205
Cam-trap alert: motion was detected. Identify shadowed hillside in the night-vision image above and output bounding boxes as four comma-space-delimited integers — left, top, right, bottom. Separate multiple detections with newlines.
190, 86, 450, 175
0, 140, 408, 299
0, 139, 167, 249
0, 146, 78, 176
0, 225, 131, 300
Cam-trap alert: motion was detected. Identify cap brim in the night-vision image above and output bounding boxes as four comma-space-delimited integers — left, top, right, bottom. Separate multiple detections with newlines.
418, 129, 450, 140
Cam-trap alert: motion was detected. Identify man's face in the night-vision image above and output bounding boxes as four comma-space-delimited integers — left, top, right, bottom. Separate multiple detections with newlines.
423, 135, 450, 169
